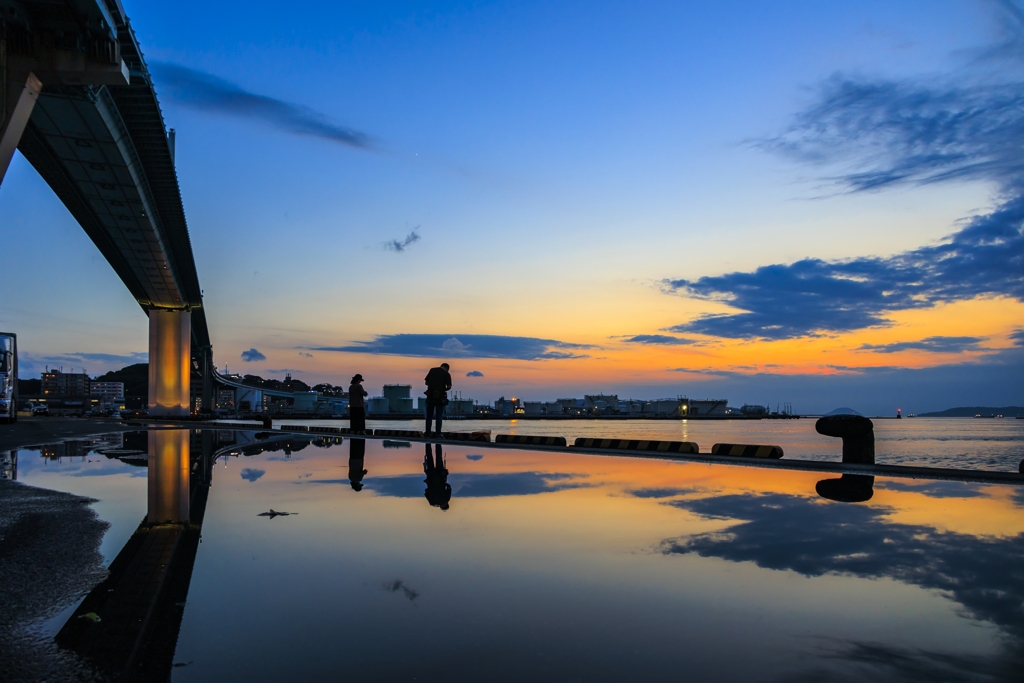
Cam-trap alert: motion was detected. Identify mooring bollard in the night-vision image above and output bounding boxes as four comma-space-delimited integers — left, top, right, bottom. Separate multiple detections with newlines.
815, 414, 874, 465
815, 474, 875, 503
259, 414, 273, 429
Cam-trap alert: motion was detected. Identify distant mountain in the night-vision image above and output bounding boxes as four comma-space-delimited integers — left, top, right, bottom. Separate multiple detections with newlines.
93, 363, 149, 397
917, 406, 1024, 417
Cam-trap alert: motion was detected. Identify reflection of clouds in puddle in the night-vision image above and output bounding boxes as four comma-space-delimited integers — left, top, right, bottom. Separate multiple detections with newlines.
240, 468, 265, 482
466, 454, 484, 461
661, 492, 1024, 645
780, 638, 1012, 683
348, 472, 587, 499
627, 487, 705, 499
876, 480, 984, 498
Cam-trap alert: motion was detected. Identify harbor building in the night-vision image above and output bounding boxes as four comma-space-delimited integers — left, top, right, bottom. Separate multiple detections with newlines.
42, 369, 90, 396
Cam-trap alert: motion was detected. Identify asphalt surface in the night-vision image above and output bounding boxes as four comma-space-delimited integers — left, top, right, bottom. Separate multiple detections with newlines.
0, 479, 110, 682
0, 417, 134, 452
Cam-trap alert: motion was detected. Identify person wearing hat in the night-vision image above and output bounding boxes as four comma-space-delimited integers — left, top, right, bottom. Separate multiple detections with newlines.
349, 374, 368, 433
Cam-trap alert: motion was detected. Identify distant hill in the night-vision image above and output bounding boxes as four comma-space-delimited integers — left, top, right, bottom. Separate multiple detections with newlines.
93, 363, 149, 397
917, 406, 1024, 417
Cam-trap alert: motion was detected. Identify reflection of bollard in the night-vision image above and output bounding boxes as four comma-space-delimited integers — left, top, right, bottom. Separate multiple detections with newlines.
815, 414, 874, 465
1020, 459, 1023, 474
816, 474, 874, 503
259, 415, 272, 429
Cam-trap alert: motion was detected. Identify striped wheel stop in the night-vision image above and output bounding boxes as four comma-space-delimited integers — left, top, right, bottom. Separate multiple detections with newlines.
374, 429, 425, 438
711, 443, 784, 459
441, 431, 492, 442
573, 438, 699, 454
495, 434, 568, 447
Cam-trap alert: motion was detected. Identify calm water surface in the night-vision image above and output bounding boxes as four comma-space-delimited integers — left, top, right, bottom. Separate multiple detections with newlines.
8, 428, 1024, 682
254, 417, 1024, 472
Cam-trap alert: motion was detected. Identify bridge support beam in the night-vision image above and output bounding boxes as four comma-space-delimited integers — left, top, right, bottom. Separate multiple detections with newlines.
148, 309, 191, 416
147, 429, 190, 524
0, 69, 42, 184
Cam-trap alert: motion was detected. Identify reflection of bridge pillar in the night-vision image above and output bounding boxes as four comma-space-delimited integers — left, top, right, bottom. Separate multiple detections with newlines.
148, 430, 190, 524
148, 309, 191, 416
200, 345, 214, 413
0, 69, 43, 183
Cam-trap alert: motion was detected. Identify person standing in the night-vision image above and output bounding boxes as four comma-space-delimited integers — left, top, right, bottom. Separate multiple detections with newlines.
349, 374, 368, 434
423, 362, 452, 437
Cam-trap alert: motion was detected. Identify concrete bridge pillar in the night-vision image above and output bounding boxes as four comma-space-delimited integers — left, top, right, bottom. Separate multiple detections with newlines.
0, 68, 43, 184
148, 309, 191, 416
147, 429, 190, 524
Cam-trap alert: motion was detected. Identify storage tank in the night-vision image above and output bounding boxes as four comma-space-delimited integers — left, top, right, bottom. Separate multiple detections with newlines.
396, 397, 414, 413
383, 385, 412, 413
367, 397, 390, 414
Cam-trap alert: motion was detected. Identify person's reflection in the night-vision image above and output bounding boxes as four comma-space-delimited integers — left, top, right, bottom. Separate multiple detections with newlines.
816, 474, 875, 503
349, 439, 367, 491
423, 443, 452, 510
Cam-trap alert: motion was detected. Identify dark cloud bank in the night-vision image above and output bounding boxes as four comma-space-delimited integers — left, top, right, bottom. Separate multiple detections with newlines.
667, 56, 1024, 341
310, 334, 591, 361
150, 62, 371, 148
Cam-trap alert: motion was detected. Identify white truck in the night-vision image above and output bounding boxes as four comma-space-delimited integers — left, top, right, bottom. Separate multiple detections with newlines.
0, 332, 17, 424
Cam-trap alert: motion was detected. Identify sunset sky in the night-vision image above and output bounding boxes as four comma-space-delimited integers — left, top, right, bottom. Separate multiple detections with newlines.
2, 0, 1022, 413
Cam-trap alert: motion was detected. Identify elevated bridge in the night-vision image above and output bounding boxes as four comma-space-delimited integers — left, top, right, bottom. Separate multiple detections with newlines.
1, 0, 213, 414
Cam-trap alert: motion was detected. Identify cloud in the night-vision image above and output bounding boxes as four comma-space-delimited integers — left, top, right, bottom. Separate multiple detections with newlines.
150, 62, 371, 148
466, 454, 484, 460
384, 228, 420, 252
665, 65, 1024, 339
240, 348, 266, 362
309, 334, 592, 360
330, 471, 585, 498
299, 352, 314, 358
857, 336, 988, 354
621, 334, 698, 345
662, 491, 1024, 640
1011, 329, 1024, 346
466, 370, 484, 377
240, 468, 265, 482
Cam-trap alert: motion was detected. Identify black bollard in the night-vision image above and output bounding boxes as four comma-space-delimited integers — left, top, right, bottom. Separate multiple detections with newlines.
259, 414, 272, 429
815, 414, 874, 465
816, 474, 874, 503
1019, 459, 1023, 474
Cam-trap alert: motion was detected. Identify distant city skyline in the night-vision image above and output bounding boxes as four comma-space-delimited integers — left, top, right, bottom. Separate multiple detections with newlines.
2, 0, 1022, 414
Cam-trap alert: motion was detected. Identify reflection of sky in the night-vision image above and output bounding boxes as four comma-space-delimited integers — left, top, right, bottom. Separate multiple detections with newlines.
15, 432, 1022, 681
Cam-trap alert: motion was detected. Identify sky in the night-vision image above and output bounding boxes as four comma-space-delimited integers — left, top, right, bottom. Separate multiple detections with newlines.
1, 0, 1022, 414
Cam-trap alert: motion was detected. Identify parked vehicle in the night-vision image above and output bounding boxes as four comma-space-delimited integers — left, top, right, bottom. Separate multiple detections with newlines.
0, 332, 16, 424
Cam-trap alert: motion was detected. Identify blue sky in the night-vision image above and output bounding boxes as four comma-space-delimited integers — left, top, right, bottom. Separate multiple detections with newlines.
2, 0, 1022, 413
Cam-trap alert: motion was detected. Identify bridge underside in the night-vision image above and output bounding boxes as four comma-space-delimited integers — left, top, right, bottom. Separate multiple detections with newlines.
2, 0, 213, 413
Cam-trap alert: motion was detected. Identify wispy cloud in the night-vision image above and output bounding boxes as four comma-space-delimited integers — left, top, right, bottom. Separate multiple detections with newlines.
1011, 328, 1024, 346
150, 62, 372, 149
466, 370, 484, 377
666, 66, 1024, 339
309, 334, 592, 360
240, 468, 265, 482
857, 336, 988, 354
241, 348, 266, 362
621, 334, 699, 346
384, 228, 420, 252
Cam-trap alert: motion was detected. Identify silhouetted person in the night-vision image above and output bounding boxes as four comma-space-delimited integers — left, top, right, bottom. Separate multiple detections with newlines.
423, 443, 451, 510
424, 362, 452, 437
816, 474, 875, 503
349, 438, 367, 491
349, 374, 368, 434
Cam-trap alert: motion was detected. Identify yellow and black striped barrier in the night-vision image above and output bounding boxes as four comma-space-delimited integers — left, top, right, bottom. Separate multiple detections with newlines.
711, 443, 784, 459
280, 425, 309, 432
495, 434, 568, 447
573, 438, 699, 454
309, 426, 345, 435
441, 431, 492, 442
374, 429, 424, 438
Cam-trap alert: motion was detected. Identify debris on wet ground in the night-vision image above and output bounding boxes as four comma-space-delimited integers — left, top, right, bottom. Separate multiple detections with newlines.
257, 509, 297, 518
78, 612, 101, 623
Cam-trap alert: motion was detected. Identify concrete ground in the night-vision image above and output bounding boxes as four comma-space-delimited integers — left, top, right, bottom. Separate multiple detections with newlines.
0, 479, 110, 681
0, 417, 135, 452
